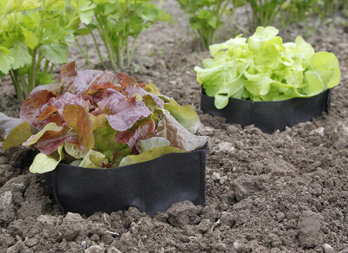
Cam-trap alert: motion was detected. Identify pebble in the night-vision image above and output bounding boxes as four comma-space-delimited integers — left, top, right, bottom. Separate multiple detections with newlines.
212, 172, 221, 181
85, 245, 104, 253
322, 244, 334, 253
310, 127, 325, 136
81, 241, 87, 249
217, 142, 235, 153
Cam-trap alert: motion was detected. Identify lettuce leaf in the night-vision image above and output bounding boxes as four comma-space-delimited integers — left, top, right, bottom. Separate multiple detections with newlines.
98, 91, 152, 132
119, 146, 184, 167
63, 104, 94, 150
164, 99, 200, 134
156, 111, 207, 152
79, 150, 106, 168
0, 113, 32, 150
139, 137, 170, 152
29, 145, 64, 174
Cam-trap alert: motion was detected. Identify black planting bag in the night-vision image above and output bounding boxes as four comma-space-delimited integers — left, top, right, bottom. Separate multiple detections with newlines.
45, 144, 207, 216
201, 89, 332, 133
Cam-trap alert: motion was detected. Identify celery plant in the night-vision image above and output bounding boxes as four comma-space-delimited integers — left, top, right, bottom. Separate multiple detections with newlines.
0, 0, 95, 101
91, 0, 171, 71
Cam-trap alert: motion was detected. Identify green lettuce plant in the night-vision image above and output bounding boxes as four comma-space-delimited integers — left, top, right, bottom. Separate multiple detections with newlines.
0, 62, 207, 173
195, 26, 341, 109
87, 0, 171, 71
177, 0, 245, 49
0, 0, 95, 101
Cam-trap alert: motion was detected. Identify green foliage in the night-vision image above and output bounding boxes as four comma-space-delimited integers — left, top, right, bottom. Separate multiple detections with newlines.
195, 26, 341, 109
0, 0, 95, 101
177, 0, 245, 49
279, 0, 317, 26
246, 0, 286, 28
89, 0, 171, 70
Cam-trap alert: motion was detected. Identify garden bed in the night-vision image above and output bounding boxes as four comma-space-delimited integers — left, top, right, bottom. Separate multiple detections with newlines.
0, 0, 347, 252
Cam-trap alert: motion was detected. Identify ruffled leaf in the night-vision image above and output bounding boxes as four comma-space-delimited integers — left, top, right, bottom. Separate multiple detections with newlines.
64, 142, 87, 159
115, 120, 156, 149
79, 150, 106, 168
119, 146, 184, 167
156, 111, 207, 151
63, 104, 94, 150
20, 90, 55, 124
0, 113, 32, 150
98, 91, 152, 132
164, 99, 200, 133
139, 137, 170, 152
93, 124, 131, 162
29, 145, 63, 173
22, 122, 63, 147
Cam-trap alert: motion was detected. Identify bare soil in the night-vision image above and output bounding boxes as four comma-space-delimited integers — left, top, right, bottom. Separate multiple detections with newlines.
1, 1, 347, 252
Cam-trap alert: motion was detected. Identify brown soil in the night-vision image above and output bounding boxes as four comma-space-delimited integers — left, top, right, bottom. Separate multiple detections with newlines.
1, 1, 347, 252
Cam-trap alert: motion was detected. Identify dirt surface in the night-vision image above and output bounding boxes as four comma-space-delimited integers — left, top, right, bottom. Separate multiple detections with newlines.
1, 1, 348, 252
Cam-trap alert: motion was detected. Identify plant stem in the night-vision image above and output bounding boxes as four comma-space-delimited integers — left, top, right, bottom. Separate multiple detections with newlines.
91, 32, 106, 69
128, 36, 138, 68
75, 37, 90, 67
28, 49, 37, 94
9, 70, 24, 101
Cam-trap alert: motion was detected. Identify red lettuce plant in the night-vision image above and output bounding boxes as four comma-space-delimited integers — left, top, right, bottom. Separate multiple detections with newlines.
0, 62, 207, 173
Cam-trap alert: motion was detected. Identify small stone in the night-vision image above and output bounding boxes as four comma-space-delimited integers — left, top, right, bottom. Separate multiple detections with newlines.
81, 241, 87, 249
24, 237, 39, 247
231, 241, 250, 253
322, 244, 334, 253
298, 211, 322, 248
0, 191, 15, 224
85, 245, 104, 253
37, 215, 56, 225
217, 142, 235, 153
219, 176, 228, 184
212, 172, 221, 181
233, 241, 242, 253
310, 127, 325, 136
0, 191, 12, 207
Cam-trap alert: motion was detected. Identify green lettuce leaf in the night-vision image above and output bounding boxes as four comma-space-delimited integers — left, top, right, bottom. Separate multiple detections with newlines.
164, 99, 200, 133
0, 112, 32, 150
29, 145, 63, 173
119, 146, 184, 167
22, 122, 63, 147
139, 137, 170, 152
79, 150, 106, 168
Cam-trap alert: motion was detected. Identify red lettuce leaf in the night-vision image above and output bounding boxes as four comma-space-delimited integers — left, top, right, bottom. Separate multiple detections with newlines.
125, 85, 164, 108
34, 125, 71, 155
59, 62, 115, 95
97, 91, 152, 132
116, 72, 136, 89
59, 61, 78, 84
48, 92, 88, 116
115, 120, 156, 149
36, 134, 71, 155
20, 90, 55, 124
63, 104, 94, 151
